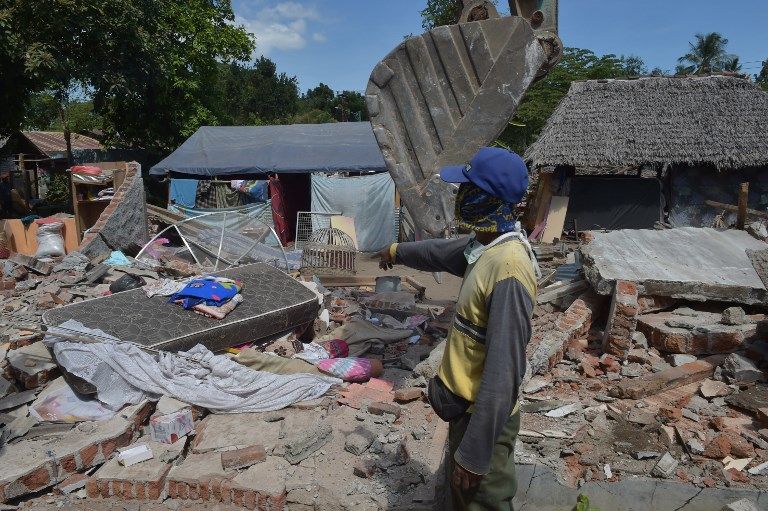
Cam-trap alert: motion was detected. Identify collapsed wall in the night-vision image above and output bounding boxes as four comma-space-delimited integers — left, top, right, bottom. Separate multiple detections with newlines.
79, 162, 149, 257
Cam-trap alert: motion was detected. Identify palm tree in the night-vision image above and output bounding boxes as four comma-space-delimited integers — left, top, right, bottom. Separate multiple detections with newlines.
678, 32, 735, 75
722, 56, 742, 73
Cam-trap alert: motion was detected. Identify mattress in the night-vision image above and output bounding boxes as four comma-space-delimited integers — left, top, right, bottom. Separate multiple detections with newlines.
43, 263, 320, 353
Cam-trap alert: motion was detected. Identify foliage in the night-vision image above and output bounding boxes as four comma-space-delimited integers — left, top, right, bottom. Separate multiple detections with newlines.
499, 48, 630, 154
44, 172, 71, 205
574, 494, 601, 511
24, 94, 102, 134
420, 0, 464, 29
677, 32, 738, 75
3, 0, 254, 152
757, 60, 768, 91
215, 59, 300, 125
621, 55, 647, 77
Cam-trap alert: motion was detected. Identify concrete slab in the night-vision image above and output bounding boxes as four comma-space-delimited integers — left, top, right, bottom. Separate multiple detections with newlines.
192, 409, 322, 454
513, 463, 768, 511
581, 228, 767, 305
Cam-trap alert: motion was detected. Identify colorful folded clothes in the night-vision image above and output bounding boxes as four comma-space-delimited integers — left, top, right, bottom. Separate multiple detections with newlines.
316, 357, 383, 383
193, 294, 243, 320
169, 276, 242, 309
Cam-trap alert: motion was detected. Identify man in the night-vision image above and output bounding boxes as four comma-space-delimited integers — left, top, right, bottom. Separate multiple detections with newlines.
379, 147, 538, 510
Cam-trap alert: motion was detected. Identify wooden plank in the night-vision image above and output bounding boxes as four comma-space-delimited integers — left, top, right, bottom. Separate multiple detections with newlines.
704, 199, 768, 220
540, 196, 569, 244
316, 276, 376, 288
536, 280, 588, 304
609, 355, 724, 400
737, 182, 749, 230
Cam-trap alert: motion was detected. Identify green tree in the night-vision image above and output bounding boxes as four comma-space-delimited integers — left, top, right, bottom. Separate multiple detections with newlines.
302, 83, 336, 113
677, 32, 737, 75
499, 48, 628, 154
621, 55, 647, 77
420, 0, 464, 29
4, 0, 254, 154
756, 60, 768, 91
215, 58, 300, 125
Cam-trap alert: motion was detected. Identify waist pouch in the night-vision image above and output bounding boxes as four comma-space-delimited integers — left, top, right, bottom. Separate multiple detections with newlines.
427, 376, 472, 422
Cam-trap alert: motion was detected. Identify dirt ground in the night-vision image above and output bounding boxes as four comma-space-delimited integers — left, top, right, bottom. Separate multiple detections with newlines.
355, 258, 463, 303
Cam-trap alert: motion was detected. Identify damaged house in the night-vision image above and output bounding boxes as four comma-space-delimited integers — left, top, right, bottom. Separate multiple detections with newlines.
524, 75, 768, 236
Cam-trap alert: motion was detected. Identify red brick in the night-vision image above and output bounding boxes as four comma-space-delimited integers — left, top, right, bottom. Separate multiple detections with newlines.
86, 478, 99, 498
221, 479, 232, 503
79, 444, 99, 467
394, 387, 423, 403
657, 406, 682, 423
177, 482, 189, 500
724, 468, 749, 484
221, 445, 267, 470
210, 477, 223, 501
21, 465, 51, 491
232, 488, 245, 506
704, 434, 732, 459
243, 490, 257, 510
729, 435, 755, 458
135, 483, 146, 500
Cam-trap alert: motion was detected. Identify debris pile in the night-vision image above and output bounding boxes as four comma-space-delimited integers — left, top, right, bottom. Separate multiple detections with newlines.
518, 227, 768, 493
0, 249, 452, 510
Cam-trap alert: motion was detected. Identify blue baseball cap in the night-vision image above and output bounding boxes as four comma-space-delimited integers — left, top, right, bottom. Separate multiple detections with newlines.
439, 147, 529, 204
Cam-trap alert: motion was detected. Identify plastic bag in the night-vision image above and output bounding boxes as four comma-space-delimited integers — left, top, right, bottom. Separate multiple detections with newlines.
35, 221, 65, 258
109, 273, 146, 294
30, 384, 117, 423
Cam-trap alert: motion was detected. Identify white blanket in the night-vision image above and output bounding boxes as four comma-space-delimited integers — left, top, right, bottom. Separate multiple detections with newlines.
45, 320, 340, 413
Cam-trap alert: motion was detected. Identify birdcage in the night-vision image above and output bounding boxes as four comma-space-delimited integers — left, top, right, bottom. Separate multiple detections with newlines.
301, 227, 357, 275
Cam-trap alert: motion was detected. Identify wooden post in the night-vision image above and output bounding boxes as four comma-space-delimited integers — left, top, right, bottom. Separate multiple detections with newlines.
736, 182, 749, 230
18, 154, 30, 202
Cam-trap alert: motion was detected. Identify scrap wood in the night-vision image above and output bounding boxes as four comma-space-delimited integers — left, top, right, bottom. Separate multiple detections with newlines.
540, 196, 569, 244
404, 276, 427, 300
609, 355, 725, 400
705, 199, 768, 220
536, 280, 588, 304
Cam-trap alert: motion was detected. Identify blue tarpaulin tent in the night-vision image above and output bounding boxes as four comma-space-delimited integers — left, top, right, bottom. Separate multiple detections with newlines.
150, 122, 387, 176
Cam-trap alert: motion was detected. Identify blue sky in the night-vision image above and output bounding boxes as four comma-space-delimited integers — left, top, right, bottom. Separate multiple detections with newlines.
232, 0, 767, 93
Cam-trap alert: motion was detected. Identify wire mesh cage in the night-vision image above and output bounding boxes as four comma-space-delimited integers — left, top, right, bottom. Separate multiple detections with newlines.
301, 227, 357, 275
295, 211, 338, 250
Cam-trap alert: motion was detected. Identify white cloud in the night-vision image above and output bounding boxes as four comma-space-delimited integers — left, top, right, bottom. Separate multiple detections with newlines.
312, 32, 327, 43
237, 2, 321, 56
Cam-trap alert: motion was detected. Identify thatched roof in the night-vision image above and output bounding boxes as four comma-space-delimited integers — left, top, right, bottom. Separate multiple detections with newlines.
525, 76, 768, 172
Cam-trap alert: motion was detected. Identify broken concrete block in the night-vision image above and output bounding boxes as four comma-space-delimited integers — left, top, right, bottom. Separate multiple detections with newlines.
345, 430, 375, 456
412, 340, 445, 379
367, 401, 402, 419
353, 459, 377, 479
609, 355, 723, 399
686, 438, 705, 455
88, 438, 185, 499
699, 379, 732, 399
7, 342, 58, 389
722, 353, 764, 383
581, 228, 768, 305
650, 452, 678, 478
284, 421, 332, 465
721, 307, 747, 326
2, 400, 153, 503
721, 499, 759, 511
192, 412, 284, 454
220, 445, 266, 470
620, 363, 643, 378
748, 461, 768, 476
165, 452, 232, 501
631, 331, 648, 349
230, 456, 287, 509
638, 310, 759, 355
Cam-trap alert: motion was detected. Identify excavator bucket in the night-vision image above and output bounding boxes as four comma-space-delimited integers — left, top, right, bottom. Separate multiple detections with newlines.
366, 9, 558, 237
